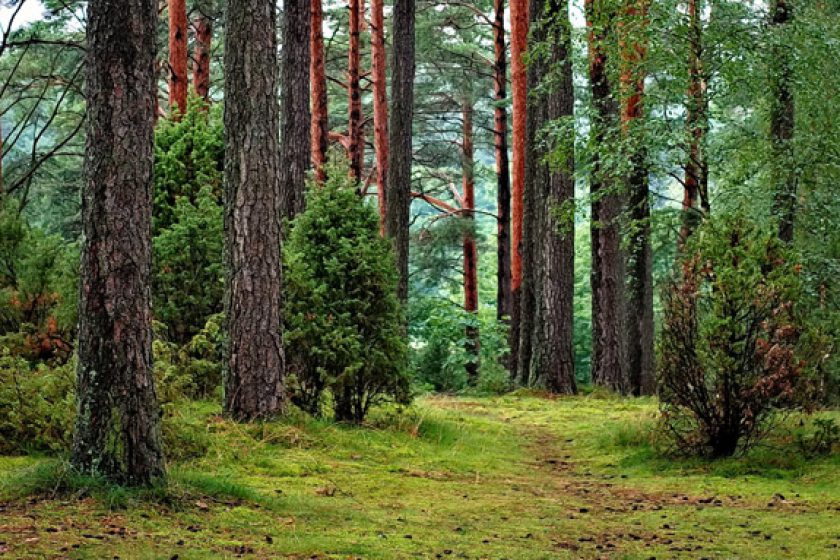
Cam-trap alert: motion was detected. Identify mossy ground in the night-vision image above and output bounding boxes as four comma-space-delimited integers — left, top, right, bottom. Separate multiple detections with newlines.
1, 394, 838, 559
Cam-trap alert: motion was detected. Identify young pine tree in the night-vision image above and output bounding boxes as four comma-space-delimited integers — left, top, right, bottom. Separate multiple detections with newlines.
284, 156, 410, 423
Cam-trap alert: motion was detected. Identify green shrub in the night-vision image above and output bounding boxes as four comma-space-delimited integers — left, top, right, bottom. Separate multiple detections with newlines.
284, 156, 410, 423
0, 350, 75, 454
658, 215, 805, 457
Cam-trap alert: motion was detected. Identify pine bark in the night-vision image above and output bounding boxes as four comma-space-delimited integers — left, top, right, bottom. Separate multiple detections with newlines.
385, 0, 416, 303
680, 0, 709, 247
462, 100, 480, 385
280, 0, 312, 221
168, 0, 188, 116
72, 0, 165, 485
621, 0, 654, 396
348, 0, 364, 182
527, 0, 576, 394
372, 0, 389, 233
192, 7, 213, 101
586, 0, 627, 393
493, 0, 512, 324
769, 0, 796, 243
223, 0, 286, 420
509, 0, 529, 381
310, 0, 329, 183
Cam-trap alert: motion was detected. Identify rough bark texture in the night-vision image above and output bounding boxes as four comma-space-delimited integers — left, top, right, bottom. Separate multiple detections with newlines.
280, 0, 312, 221
680, 0, 709, 247
310, 0, 329, 183
348, 0, 364, 182
586, 0, 627, 393
462, 100, 480, 385
493, 0, 512, 324
527, 0, 576, 394
192, 7, 213, 101
72, 0, 165, 486
385, 0, 416, 303
223, 0, 286, 420
509, 0, 529, 381
769, 0, 796, 243
168, 0, 188, 116
371, 0, 389, 233
621, 0, 654, 396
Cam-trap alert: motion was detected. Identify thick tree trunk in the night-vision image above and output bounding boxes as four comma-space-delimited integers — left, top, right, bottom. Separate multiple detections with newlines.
586, 0, 627, 393
527, 0, 576, 394
385, 0, 416, 303
371, 0, 389, 233
621, 0, 654, 396
72, 0, 165, 486
348, 0, 364, 182
769, 0, 796, 243
679, 0, 709, 248
168, 0, 188, 116
310, 0, 329, 183
280, 0, 312, 221
493, 0, 512, 324
509, 0, 528, 381
462, 100, 480, 385
192, 8, 213, 101
223, 0, 286, 420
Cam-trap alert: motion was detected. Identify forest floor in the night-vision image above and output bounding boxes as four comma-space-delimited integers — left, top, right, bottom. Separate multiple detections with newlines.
1, 394, 839, 559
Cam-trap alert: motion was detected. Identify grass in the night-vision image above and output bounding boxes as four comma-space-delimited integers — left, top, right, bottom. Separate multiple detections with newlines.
1, 395, 838, 559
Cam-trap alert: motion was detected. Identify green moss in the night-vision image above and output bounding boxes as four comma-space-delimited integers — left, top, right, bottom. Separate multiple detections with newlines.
1, 396, 838, 559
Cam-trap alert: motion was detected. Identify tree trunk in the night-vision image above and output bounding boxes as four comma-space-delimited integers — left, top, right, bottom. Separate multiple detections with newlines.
586, 0, 627, 393
310, 0, 329, 183
371, 0, 389, 233
462, 100, 480, 385
679, 0, 709, 248
509, 0, 528, 381
72, 0, 165, 486
280, 0, 312, 221
621, 0, 654, 396
385, 0, 416, 303
527, 0, 576, 394
769, 0, 796, 243
168, 0, 188, 116
493, 0, 512, 324
223, 0, 286, 420
192, 8, 213, 101
348, 0, 363, 182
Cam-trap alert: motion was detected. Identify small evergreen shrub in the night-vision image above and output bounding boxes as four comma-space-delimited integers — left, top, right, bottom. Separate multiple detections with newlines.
284, 156, 410, 423
658, 216, 804, 457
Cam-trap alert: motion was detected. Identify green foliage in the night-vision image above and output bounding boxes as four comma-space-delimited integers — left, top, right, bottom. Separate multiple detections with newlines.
0, 350, 75, 454
153, 313, 225, 402
152, 101, 224, 343
0, 196, 77, 363
658, 215, 805, 457
284, 156, 410, 423
409, 296, 509, 394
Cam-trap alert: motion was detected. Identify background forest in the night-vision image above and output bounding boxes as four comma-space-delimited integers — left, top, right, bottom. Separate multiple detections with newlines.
0, 0, 839, 557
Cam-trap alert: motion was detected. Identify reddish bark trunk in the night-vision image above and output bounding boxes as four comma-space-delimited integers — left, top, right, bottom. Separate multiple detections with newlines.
192, 10, 212, 101
310, 0, 329, 183
371, 0, 389, 233
494, 0, 512, 324
348, 0, 363, 182
509, 0, 528, 378
168, 0, 188, 117
462, 100, 480, 384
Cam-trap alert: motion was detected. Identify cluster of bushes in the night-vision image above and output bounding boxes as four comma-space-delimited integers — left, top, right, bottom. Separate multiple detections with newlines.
657, 215, 833, 457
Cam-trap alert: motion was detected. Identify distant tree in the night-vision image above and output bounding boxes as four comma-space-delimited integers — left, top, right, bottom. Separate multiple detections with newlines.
280, 0, 312, 221
168, 0, 188, 116
386, 0, 416, 303
493, 0, 512, 324
310, 0, 329, 183
72, 0, 165, 485
223, 0, 286, 420
371, 0, 389, 232
192, 1, 215, 101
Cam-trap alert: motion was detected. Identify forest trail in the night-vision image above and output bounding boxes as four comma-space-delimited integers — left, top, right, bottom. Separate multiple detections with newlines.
1, 395, 839, 559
